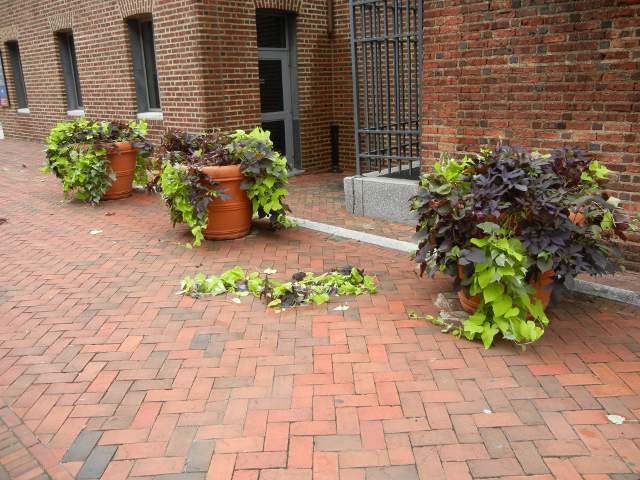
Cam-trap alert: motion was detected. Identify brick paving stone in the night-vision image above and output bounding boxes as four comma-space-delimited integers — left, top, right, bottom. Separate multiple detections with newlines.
76, 446, 117, 479
61, 430, 102, 462
1, 138, 640, 479
366, 464, 420, 480
186, 440, 216, 472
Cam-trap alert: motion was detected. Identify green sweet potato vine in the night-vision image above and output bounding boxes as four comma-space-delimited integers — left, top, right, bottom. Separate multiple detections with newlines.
180, 266, 377, 308
160, 162, 216, 247
43, 117, 152, 204
229, 128, 295, 229
156, 127, 294, 247
460, 223, 548, 348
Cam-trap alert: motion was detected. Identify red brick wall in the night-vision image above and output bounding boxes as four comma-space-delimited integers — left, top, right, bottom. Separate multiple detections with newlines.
329, 0, 356, 172
421, 0, 640, 266
0, 0, 355, 173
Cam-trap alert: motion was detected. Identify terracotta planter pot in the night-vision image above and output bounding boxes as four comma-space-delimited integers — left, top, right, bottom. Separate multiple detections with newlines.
199, 165, 252, 240
457, 265, 555, 315
102, 142, 138, 200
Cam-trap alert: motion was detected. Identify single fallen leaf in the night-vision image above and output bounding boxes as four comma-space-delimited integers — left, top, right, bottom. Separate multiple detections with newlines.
105, 212, 116, 216
89, 230, 103, 235
263, 268, 277, 275
333, 305, 350, 311
607, 414, 625, 425
231, 297, 241, 304
483, 409, 492, 415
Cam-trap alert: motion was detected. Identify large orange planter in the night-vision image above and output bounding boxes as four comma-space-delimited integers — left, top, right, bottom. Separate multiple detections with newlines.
103, 142, 138, 200
457, 265, 555, 314
200, 165, 252, 240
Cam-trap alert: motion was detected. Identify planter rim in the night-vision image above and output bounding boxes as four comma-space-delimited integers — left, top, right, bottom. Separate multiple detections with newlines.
97, 141, 136, 153
200, 164, 243, 179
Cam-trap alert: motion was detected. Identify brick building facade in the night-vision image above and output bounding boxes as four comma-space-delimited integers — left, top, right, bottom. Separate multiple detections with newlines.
0, 0, 355, 172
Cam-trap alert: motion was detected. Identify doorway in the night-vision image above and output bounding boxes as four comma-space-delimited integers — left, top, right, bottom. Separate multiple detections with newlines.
256, 10, 300, 169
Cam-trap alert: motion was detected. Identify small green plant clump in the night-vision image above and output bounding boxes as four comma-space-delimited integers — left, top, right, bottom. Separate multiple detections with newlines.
180, 266, 377, 308
43, 117, 152, 204
459, 222, 548, 348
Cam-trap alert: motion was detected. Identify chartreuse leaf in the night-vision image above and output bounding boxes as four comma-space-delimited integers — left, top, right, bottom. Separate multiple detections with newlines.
491, 295, 512, 317
221, 266, 245, 289
470, 237, 488, 248
310, 293, 330, 305
463, 319, 484, 341
466, 311, 485, 326
477, 268, 495, 289
247, 272, 264, 295
481, 324, 500, 349
477, 222, 500, 234
504, 307, 520, 318
363, 275, 377, 293
482, 282, 503, 303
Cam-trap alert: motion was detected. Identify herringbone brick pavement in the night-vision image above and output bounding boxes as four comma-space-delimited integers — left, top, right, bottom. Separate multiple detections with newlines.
1, 138, 640, 479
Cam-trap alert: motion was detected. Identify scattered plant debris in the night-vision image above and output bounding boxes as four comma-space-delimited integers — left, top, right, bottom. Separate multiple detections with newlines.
180, 266, 377, 308
409, 309, 464, 338
607, 414, 625, 425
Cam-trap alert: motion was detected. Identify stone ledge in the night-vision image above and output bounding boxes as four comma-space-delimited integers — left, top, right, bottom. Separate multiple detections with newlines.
344, 167, 419, 225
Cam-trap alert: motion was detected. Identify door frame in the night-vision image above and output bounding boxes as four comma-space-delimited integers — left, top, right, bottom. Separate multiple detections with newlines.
257, 10, 301, 169
258, 49, 294, 167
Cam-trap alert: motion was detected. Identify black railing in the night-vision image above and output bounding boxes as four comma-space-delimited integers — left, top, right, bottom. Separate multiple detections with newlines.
349, 0, 424, 177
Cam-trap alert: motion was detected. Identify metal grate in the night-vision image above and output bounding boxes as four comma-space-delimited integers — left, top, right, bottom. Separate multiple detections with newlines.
349, 0, 424, 177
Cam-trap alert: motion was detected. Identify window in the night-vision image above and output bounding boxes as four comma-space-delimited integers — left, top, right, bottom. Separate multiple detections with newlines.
57, 31, 83, 111
0, 53, 8, 107
257, 12, 287, 49
5, 42, 27, 109
127, 17, 160, 112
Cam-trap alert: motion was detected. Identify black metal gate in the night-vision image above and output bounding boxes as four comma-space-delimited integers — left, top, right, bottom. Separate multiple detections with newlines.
349, 0, 424, 176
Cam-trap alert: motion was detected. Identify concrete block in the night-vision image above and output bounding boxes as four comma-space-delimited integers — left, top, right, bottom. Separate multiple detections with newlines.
343, 169, 419, 225
343, 176, 354, 213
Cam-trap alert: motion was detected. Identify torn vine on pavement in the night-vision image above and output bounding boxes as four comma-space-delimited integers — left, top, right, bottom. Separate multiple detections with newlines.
179, 266, 377, 308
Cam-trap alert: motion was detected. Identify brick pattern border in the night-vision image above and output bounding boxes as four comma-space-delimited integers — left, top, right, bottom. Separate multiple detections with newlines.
0, 406, 73, 480
254, 0, 303, 13
117, 0, 154, 18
